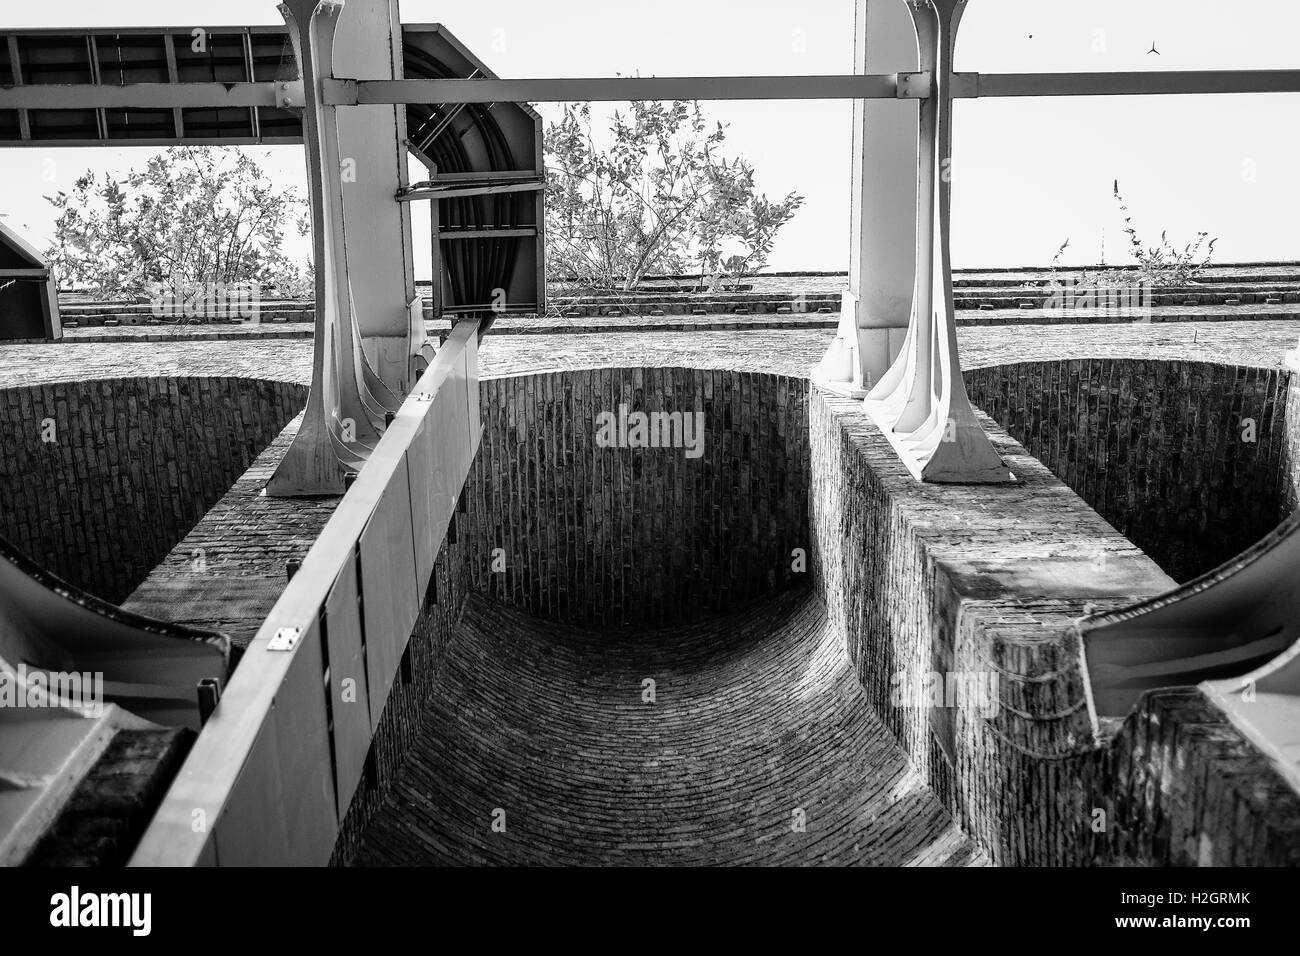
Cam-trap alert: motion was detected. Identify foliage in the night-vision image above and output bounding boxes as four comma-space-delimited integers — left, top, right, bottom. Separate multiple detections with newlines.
44, 147, 312, 299
544, 100, 803, 292
1051, 180, 1217, 290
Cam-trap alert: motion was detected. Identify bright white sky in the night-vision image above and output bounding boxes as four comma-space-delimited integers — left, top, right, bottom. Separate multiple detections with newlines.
1, 0, 1297, 274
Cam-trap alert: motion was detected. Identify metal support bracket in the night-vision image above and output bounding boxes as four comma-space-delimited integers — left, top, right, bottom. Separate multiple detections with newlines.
268, 627, 302, 652
896, 71, 932, 98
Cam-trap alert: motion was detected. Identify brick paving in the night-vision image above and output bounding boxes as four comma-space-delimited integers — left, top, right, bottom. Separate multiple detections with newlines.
4, 318, 1297, 392
47, 302, 1300, 342
351, 589, 987, 866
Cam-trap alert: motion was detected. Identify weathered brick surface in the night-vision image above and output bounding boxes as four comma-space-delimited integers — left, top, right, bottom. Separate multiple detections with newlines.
3, 318, 1300, 395
462, 369, 810, 627
965, 359, 1294, 581
0, 376, 305, 602
349, 589, 986, 866
24, 728, 194, 867
1083, 689, 1300, 866
121, 414, 335, 648
809, 387, 1300, 866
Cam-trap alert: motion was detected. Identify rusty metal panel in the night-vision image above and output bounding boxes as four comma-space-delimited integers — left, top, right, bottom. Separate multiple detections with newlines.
272, 616, 338, 865
213, 718, 289, 866
359, 457, 420, 729
324, 549, 371, 815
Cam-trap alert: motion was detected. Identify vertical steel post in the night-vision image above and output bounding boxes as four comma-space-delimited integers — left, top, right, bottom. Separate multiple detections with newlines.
862, 0, 1013, 483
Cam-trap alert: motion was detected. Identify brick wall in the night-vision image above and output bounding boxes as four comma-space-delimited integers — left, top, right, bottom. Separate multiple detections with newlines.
966, 359, 1293, 582
809, 386, 1300, 865
338, 367, 1300, 866
460, 368, 811, 627
1084, 689, 1300, 866
0, 376, 306, 602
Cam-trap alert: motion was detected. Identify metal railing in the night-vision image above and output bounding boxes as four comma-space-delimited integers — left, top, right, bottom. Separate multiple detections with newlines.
129, 320, 480, 866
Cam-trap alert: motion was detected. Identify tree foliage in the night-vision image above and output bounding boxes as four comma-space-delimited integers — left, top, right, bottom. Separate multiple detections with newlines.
544, 100, 803, 291
1052, 180, 1217, 289
44, 147, 312, 299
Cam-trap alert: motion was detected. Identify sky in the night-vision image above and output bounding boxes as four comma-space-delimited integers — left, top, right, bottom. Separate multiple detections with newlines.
1, 0, 1297, 275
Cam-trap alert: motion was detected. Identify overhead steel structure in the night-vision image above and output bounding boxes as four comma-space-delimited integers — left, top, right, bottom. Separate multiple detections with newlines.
0, 19, 544, 365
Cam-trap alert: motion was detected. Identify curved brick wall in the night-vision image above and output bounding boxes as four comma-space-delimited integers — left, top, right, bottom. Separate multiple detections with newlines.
462, 368, 811, 627
335, 363, 1300, 867
809, 387, 1300, 866
352, 589, 985, 866
965, 359, 1293, 582
0, 376, 306, 602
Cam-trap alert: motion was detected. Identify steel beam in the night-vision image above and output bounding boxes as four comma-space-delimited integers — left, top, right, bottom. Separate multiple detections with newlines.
817, 0, 919, 396
325, 69, 1300, 107
5, 70, 1291, 114
267, 0, 391, 497
967, 69, 1300, 99
0, 81, 299, 110
860, 0, 1013, 484
327, 74, 910, 104
332, 0, 418, 395
397, 180, 543, 202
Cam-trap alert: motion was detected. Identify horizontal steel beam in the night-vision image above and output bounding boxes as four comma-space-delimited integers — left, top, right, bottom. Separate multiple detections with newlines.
0, 82, 303, 110
0, 136, 302, 148
399, 180, 544, 202
4, 71, 1290, 113
332, 70, 1300, 106
962, 70, 1300, 98
437, 227, 537, 240
329, 74, 917, 104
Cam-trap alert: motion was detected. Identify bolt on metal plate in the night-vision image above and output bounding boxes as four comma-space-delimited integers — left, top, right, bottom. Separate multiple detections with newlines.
269, 627, 302, 651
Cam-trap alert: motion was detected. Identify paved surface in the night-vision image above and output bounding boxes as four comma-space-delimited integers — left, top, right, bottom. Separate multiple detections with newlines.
4, 319, 1297, 393
350, 589, 987, 866
47, 301, 1300, 343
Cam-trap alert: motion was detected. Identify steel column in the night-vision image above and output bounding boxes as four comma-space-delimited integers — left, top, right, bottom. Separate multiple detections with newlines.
861, 0, 1013, 483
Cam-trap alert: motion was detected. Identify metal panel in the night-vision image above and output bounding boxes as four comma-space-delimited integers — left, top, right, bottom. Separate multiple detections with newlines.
213, 717, 290, 866
464, 329, 481, 453
406, 415, 438, 593
272, 616, 338, 865
407, 394, 461, 591
195, 836, 217, 867
324, 549, 370, 814
358, 456, 420, 730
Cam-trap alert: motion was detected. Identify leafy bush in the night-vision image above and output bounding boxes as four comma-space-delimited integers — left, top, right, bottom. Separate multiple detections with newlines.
45, 147, 312, 299
544, 100, 803, 292
1051, 180, 1217, 290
